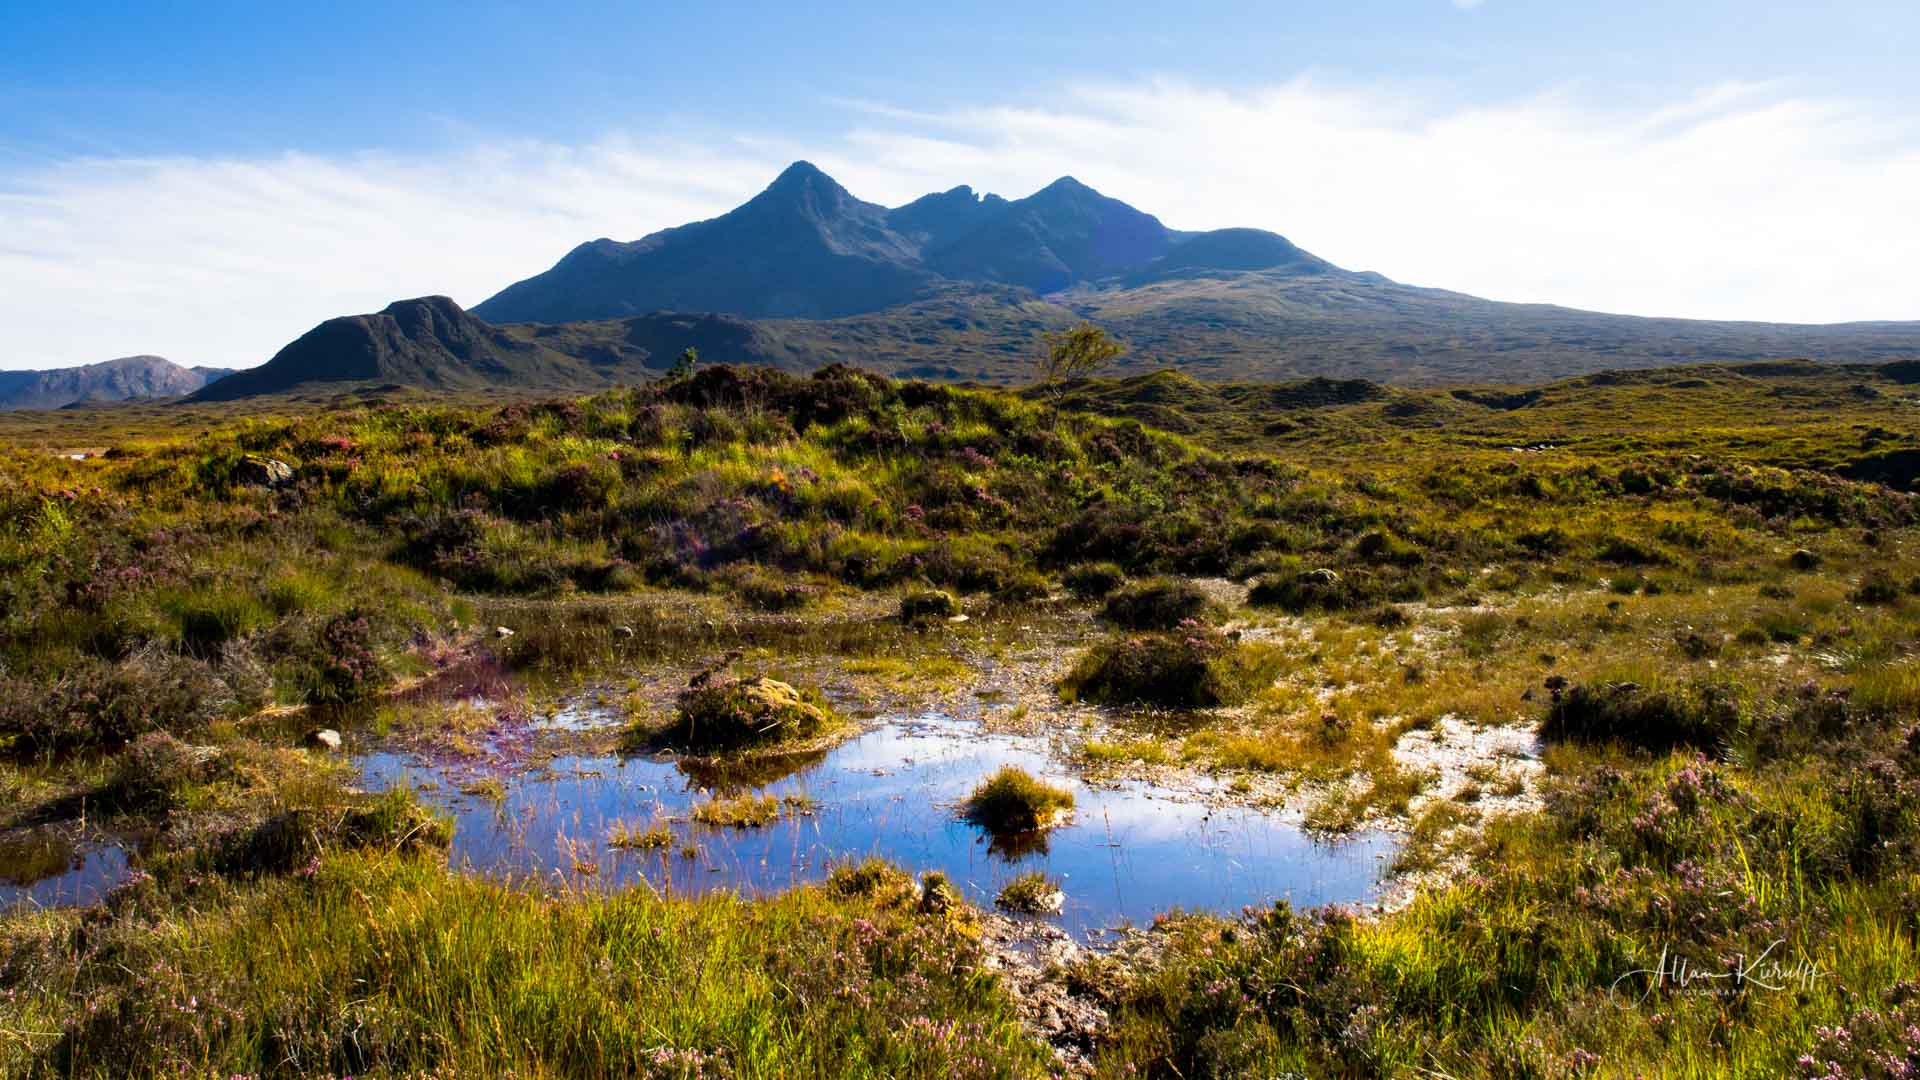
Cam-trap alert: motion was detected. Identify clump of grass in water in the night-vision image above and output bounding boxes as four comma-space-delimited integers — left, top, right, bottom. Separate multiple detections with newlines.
962, 766, 1075, 833
459, 776, 506, 801
691, 792, 777, 828
607, 819, 674, 850
690, 791, 808, 828
995, 870, 1065, 915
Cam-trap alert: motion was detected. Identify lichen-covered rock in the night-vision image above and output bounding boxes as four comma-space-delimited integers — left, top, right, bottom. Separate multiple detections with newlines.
233, 457, 293, 487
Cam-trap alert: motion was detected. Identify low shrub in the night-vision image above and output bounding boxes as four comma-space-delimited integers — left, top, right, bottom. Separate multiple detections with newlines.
210, 787, 451, 878
0, 650, 223, 755
1101, 576, 1214, 630
1540, 678, 1743, 752
1249, 568, 1380, 613
962, 766, 1075, 832
1061, 625, 1280, 708
992, 570, 1053, 606
1063, 562, 1127, 599
102, 731, 218, 814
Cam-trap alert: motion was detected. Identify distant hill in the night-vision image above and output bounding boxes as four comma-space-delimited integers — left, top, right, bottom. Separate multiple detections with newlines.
464, 162, 1920, 385
0, 355, 228, 411
190, 296, 637, 401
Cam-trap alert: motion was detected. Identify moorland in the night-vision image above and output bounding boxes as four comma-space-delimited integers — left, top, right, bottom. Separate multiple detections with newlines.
0, 357, 1917, 1078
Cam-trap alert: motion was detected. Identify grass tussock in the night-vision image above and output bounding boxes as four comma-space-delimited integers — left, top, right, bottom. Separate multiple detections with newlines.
962, 766, 1075, 833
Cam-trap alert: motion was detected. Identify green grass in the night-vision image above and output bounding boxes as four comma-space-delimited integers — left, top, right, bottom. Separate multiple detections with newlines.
0, 852, 1050, 1078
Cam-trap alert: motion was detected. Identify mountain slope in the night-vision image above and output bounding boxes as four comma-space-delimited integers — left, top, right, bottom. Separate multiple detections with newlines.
922, 176, 1182, 292
0, 356, 225, 411
191, 296, 636, 401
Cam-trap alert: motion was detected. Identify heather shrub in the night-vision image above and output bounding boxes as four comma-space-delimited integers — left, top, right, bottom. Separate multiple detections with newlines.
1540, 678, 1744, 752
1063, 562, 1126, 599
1062, 624, 1280, 708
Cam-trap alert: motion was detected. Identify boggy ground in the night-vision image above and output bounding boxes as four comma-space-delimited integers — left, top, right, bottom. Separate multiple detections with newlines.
0, 360, 1918, 1076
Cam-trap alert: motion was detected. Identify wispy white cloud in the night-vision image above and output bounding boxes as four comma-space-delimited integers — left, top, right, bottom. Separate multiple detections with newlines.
2, 79, 1916, 369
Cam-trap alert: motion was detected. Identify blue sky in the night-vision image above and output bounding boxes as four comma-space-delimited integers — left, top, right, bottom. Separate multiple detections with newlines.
3, 1, 1918, 368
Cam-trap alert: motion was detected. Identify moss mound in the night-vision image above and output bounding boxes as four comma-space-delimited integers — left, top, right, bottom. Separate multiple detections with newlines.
666, 675, 842, 752
899, 589, 962, 622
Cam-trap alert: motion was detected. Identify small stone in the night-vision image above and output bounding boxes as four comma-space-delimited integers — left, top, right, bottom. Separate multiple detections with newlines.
304, 728, 342, 752
494, 626, 515, 638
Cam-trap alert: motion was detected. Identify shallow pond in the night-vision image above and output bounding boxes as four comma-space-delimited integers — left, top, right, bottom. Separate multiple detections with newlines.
359, 710, 1395, 939
0, 832, 130, 911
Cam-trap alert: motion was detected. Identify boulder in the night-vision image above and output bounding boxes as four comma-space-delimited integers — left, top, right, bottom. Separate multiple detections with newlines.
233, 457, 293, 487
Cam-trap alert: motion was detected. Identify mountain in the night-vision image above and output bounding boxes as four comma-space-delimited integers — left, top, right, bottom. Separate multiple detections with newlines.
0, 355, 228, 411
464, 162, 1919, 385
473, 162, 1340, 327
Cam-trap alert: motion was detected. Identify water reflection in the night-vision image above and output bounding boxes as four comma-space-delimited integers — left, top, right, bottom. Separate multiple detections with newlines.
360, 711, 1393, 939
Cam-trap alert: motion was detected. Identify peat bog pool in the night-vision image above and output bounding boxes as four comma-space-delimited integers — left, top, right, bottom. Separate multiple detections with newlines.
0, 693, 1395, 935
360, 706, 1395, 940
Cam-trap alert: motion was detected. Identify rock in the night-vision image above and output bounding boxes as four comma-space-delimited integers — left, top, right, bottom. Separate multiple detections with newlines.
232, 457, 293, 487
732, 676, 831, 728
494, 626, 515, 638
304, 728, 342, 752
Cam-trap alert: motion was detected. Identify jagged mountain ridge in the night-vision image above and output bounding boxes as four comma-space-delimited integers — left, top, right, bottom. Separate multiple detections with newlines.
471, 162, 1335, 325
